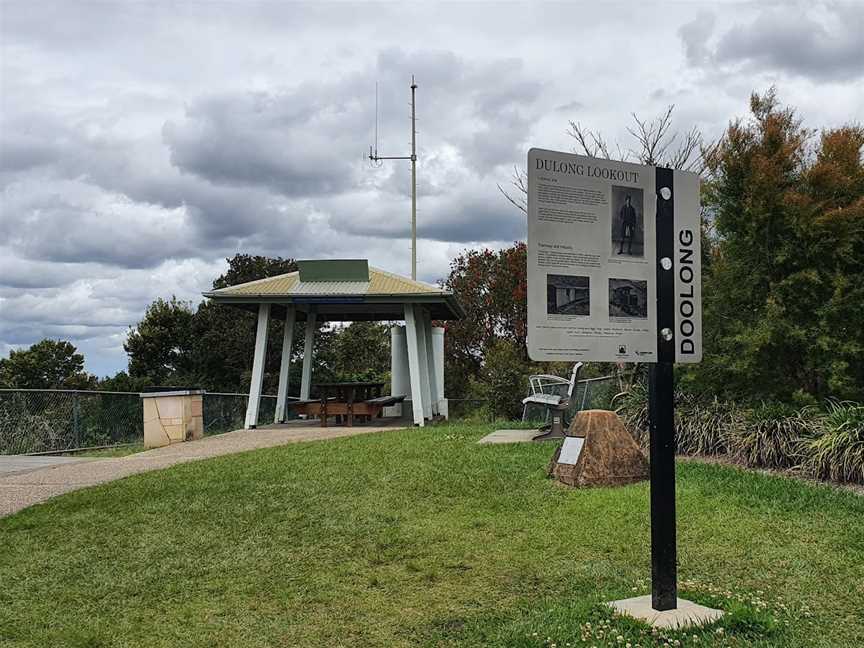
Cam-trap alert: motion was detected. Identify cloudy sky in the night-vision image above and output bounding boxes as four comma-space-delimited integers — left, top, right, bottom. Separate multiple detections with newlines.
1, 1, 862, 377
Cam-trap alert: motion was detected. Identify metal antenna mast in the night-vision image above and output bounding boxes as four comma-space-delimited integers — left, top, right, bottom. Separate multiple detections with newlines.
369, 76, 418, 280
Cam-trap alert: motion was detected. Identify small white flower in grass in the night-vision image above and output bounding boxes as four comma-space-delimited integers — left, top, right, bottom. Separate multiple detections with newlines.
715, 627, 724, 635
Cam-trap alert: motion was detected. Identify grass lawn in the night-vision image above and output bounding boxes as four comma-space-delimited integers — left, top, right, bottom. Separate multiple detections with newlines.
1, 422, 862, 648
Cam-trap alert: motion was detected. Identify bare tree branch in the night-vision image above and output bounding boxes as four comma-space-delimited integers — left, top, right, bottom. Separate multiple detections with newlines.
498, 106, 716, 214
497, 165, 527, 214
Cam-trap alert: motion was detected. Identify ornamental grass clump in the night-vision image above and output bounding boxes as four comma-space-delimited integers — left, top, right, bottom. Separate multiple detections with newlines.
804, 400, 864, 484
727, 402, 815, 470
613, 381, 649, 446
675, 396, 739, 456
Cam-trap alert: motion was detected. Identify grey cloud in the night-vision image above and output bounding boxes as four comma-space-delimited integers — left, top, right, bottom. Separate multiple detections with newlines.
163, 91, 360, 197
0, 252, 111, 290
329, 182, 524, 244
679, 11, 716, 66
555, 100, 585, 113
684, 5, 864, 81
1, 179, 198, 268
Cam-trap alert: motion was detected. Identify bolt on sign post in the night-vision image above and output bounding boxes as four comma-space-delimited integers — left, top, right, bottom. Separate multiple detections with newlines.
526, 148, 702, 611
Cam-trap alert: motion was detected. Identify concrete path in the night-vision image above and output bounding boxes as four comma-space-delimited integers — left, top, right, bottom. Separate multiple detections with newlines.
0, 455, 98, 477
478, 429, 539, 444
0, 422, 403, 518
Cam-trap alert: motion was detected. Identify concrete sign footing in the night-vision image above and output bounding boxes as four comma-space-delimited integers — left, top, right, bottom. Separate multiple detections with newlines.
608, 596, 723, 629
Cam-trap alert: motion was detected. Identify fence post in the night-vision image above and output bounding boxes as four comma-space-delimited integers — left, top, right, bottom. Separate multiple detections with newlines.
73, 397, 81, 449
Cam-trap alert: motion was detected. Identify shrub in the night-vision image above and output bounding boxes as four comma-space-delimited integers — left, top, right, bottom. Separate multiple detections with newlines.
613, 381, 648, 445
676, 396, 740, 456
804, 400, 864, 484
727, 402, 815, 470
467, 339, 527, 421
615, 384, 738, 455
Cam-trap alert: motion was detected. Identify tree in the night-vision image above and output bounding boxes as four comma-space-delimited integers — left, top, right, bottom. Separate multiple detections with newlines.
319, 321, 391, 383
467, 338, 528, 420
124, 297, 196, 386
695, 89, 864, 401
0, 339, 96, 389
442, 243, 528, 398
190, 254, 301, 393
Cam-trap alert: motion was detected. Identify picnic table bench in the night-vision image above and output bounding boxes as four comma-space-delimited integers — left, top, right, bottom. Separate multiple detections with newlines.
289, 381, 405, 427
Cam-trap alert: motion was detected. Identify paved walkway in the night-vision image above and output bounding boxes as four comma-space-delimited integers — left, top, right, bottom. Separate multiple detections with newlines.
0, 455, 99, 477
0, 422, 403, 518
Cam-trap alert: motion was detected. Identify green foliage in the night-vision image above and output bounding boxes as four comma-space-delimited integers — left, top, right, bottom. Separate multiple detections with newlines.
614, 380, 649, 445
124, 297, 196, 386
0, 339, 96, 389
675, 396, 741, 456
190, 254, 300, 393
316, 321, 391, 384
467, 339, 527, 421
617, 379, 864, 483
804, 400, 864, 484
699, 89, 864, 401
443, 243, 528, 398
728, 403, 814, 469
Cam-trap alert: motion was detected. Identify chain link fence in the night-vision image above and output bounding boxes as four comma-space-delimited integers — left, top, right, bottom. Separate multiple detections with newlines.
571, 374, 622, 411
0, 376, 621, 453
0, 389, 143, 455
0, 390, 289, 455
204, 393, 288, 436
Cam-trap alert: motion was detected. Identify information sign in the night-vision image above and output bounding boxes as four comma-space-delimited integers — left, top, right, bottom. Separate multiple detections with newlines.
527, 148, 702, 364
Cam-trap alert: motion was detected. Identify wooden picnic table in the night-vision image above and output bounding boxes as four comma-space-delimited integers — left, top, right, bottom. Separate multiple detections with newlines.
315, 381, 385, 403
290, 381, 403, 428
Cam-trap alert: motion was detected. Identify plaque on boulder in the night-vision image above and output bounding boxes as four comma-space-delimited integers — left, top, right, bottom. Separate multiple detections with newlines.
548, 409, 649, 487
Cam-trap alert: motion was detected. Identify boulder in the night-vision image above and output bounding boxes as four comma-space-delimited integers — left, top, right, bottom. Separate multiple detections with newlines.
548, 409, 649, 487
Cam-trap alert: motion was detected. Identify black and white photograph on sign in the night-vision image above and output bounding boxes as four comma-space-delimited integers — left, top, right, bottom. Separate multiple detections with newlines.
547, 274, 590, 316
609, 278, 648, 319
610, 186, 644, 257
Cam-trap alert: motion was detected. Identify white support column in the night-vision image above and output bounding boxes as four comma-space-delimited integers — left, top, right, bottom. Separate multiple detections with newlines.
432, 327, 447, 418
274, 305, 296, 424
423, 311, 439, 416
300, 309, 317, 401
244, 303, 271, 429
415, 308, 432, 421
404, 304, 425, 427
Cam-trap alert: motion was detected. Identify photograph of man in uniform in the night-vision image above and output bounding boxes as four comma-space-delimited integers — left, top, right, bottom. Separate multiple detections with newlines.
610, 186, 644, 257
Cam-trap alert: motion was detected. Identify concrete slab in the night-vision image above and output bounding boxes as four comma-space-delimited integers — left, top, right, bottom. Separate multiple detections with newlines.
0, 456, 97, 477
609, 596, 724, 629
477, 429, 539, 444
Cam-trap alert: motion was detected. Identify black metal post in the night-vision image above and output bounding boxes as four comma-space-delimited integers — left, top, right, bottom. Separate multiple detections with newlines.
648, 361, 677, 610
650, 165, 677, 611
